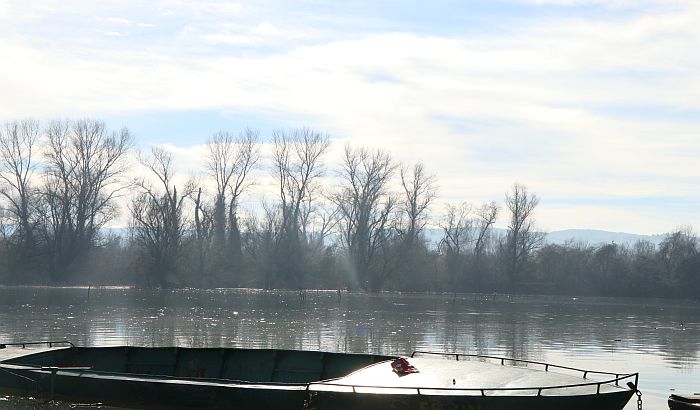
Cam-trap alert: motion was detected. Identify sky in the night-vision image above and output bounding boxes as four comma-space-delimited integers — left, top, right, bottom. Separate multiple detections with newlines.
1, 0, 699, 235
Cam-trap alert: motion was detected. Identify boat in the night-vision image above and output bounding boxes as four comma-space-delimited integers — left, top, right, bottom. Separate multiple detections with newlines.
0, 341, 639, 410
669, 393, 700, 409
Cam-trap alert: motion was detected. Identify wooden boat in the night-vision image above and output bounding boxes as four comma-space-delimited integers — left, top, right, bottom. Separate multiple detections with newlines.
0, 341, 639, 410
669, 393, 700, 409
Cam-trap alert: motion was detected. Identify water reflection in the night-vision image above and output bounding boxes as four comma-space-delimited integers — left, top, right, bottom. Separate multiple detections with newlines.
0, 287, 698, 409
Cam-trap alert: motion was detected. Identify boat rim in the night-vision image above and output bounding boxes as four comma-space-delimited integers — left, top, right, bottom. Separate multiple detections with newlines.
309, 350, 639, 396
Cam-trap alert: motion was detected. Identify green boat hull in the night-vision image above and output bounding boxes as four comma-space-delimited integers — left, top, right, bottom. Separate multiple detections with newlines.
0, 344, 637, 410
0, 345, 390, 409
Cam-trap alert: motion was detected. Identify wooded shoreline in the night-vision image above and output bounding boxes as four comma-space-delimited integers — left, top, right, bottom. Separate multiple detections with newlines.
1, 119, 698, 299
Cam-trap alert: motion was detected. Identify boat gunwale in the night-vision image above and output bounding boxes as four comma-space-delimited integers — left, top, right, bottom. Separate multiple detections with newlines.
0, 340, 74, 350
0, 363, 315, 391
311, 373, 638, 396
0, 362, 326, 388
310, 352, 639, 397
411, 350, 633, 379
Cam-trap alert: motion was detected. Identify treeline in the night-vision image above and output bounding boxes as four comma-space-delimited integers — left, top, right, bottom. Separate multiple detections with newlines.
1, 119, 698, 298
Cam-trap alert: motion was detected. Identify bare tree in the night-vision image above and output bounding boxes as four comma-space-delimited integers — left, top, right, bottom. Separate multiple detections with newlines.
40, 119, 132, 282
273, 128, 330, 237
0, 208, 9, 280
474, 200, 499, 266
205, 128, 260, 268
271, 127, 330, 288
658, 227, 698, 286
130, 147, 195, 288
389, 162, 438, 288
0, 120, 41, 273
238, 201, 284, 289
303, 199, 340, 247
440, 203, 472, 254
500, 183, 543, 284
192, 187, 214, 274
397, 162, 437, 245
333, 145, 396, 291
439, 202, 473, 288
437, 200, 498, 291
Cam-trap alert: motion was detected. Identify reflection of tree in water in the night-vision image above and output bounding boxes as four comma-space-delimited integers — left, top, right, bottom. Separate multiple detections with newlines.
0, 287, 698, 372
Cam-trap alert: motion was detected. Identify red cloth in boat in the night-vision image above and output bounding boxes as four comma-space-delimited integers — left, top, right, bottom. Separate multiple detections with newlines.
391, 358, 419, 375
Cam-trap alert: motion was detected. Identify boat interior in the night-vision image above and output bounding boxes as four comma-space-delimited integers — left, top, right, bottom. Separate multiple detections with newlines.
311, 356, 630, 396
2, 347, 393, 384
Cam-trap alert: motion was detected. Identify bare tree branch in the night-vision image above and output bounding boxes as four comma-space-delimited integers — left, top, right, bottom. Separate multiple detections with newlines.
40, 119, 132, 281
332, 145, 396, 291
500, 183, 543, 283
130, 146, 195, 287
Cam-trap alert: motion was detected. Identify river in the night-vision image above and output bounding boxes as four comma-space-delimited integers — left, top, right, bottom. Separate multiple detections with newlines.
0, 286, 698, 409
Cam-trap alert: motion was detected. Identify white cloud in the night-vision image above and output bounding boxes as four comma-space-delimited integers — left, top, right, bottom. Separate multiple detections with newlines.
200, 22, 310, 46
166, 0, 243, 15
513, 0, 688, 8
107, 17, 132, 25
200, 33, 258, 45
1, 1, 700, 233
105, 17, 154, 28
250, 22, 280, 37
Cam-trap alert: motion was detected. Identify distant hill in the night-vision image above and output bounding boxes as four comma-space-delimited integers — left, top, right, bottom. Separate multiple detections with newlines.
422, 228, 667, 248
543, 229, 666, 246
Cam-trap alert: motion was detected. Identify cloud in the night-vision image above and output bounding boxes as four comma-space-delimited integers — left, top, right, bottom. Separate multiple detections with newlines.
106, 17, 154, 28
201, 2, 243, 14
138, 0, 241, 16
199, 22, 311, 46
1, 1, 700, 233
166, 1, 243, 15
250, 22, 280, 37
107, 17, 132, 25
200, 33, 258, 45
512, 0, 689, 8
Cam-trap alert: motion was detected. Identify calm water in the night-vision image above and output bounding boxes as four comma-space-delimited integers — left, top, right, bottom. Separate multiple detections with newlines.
1, 287, 698, 409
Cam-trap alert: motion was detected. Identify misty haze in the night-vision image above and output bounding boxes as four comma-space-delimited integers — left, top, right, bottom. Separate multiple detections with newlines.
1, 1, 699, 410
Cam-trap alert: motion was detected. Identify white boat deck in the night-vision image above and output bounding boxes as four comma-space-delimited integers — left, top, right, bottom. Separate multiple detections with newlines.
310, 357, 629, 396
